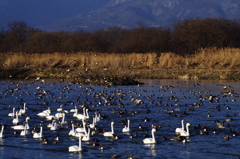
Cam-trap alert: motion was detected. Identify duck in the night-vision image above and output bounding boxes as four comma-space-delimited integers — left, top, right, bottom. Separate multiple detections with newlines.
142, 128, 156, 144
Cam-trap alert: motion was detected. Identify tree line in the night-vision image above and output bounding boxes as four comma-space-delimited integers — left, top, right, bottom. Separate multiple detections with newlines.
1, 17, 240, 56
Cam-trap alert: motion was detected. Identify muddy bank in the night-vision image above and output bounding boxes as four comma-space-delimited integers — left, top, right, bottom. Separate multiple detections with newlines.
0, 68, 239, 84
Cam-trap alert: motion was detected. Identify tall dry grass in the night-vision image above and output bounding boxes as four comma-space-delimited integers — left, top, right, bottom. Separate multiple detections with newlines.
1, 48, 240, 70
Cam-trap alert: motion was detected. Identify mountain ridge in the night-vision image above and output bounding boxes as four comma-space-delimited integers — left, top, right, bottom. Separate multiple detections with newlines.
1, 0, 240, 32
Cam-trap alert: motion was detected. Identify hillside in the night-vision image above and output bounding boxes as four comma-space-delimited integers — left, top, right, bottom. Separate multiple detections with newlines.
1, 0, 240, 32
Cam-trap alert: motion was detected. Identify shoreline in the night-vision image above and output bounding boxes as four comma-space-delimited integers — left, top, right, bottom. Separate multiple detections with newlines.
1, 68, 239, 85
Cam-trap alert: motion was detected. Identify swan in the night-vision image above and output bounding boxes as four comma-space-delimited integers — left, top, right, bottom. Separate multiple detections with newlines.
175, 120, 184, 133
68, 121, 76, 136
20, 124, 30, 136
37, 111, 50, 117
89, 116, 96, 129
103, 122, 114, 137
33, 124, 43, 138
8, 107, 16, 117
82, 127, 91, 141
122, 118, 131, 132
70, 106, 78, 113
11, 117, 30, 130
0, 124, 4, 138
143, 128, 157, 144
59, 112, 67, 125
50, 120, 58, 131
75, 119, 87, 133
12, 111, 20, 124
180, 123, 191, 137
69, 136, 82, 152
19, 103, 27, 115
42, 107, 51, 114
76, 107, 89, 120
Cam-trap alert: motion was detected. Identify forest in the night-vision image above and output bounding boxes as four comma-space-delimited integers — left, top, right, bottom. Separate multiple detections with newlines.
1, 17, 240, 56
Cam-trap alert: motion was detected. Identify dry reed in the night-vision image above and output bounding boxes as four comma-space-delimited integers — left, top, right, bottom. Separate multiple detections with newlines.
2, 48, 240, 70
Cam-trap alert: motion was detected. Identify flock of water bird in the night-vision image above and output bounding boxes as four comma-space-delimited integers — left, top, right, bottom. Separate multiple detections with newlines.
0, 79, 239, 158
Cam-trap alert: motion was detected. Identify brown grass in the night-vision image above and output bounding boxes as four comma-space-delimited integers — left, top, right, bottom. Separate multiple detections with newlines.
1, 47, 240, 70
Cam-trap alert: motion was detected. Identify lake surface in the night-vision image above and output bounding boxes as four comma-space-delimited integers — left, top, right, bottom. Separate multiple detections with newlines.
0, 79, 239, 159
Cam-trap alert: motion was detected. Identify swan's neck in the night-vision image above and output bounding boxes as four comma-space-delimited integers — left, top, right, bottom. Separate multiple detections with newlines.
111, 123, 114, 134
79, 136, 82, 150
152, 130, 155, 141
72, 123, 74, 131
186, 125, 189, 135
181, 121, 184, 131
1, 126, 4, 133
40, 126, 43, 136
128, 120, 130, 128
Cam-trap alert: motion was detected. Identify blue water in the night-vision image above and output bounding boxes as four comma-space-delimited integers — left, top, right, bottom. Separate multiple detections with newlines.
0, 79, 240, 159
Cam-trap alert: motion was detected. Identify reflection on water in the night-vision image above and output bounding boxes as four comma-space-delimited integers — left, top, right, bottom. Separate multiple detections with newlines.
0, 79, 239, 158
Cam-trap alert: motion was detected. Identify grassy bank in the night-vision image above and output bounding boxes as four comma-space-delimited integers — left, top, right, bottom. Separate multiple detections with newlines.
0, 48, 240, 81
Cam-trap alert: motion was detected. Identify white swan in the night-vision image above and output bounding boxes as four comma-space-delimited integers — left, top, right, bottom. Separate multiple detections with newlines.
33, 124, 43, 138
175, 120, 184, 133
180, 123, 191, 137
19, 103, 27, 115
42, 107, 51, 114
68, 121, 76, 136
50, 120, 58, 131
89, 116, 96, 129
69, 136, 82, 152
0, 124, 4, 138
59, 112, 67, 125
11, 117, 30, 130
75, 119, 87, 133
8, 107, 15, 117
122, 119, 131, 132
12, 111, 20, 124
82, 127, 91, 141
76, 107, 89, 120
143, 128, 157, 144
70, 106, 78, 113
20, 124, 29, 136
103, 122, 114, 137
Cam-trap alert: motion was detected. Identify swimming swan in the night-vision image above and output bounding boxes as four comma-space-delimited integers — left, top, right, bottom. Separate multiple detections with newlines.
8, 108, 16, 117
103, 122, 114, 137
122, 118, 131, 133
33, 124, 43, 138
143, 128, 156, 144
175, 120, 184, 133
69, 136, 83, 152
180, 123, 190, 137
11, 117, 30, 130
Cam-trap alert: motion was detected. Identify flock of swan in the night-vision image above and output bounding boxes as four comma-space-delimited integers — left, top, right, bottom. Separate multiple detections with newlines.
0, 79, 239, 158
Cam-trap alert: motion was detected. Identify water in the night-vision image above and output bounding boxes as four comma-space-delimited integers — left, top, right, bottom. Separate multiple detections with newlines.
0, 79, 240, 159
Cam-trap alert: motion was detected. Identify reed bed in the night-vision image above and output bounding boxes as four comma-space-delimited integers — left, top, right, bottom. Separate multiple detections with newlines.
1, 47, 240, 70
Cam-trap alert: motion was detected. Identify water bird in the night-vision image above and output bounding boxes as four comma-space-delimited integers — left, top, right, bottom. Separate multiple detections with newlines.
103, 122, 115, 137
175, 120, 184, 133
122, 118, 130, 132
142, 128, 156, 144
180, 123, 191, 137
33, 124, 43, 138
68, 136, 83, 152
